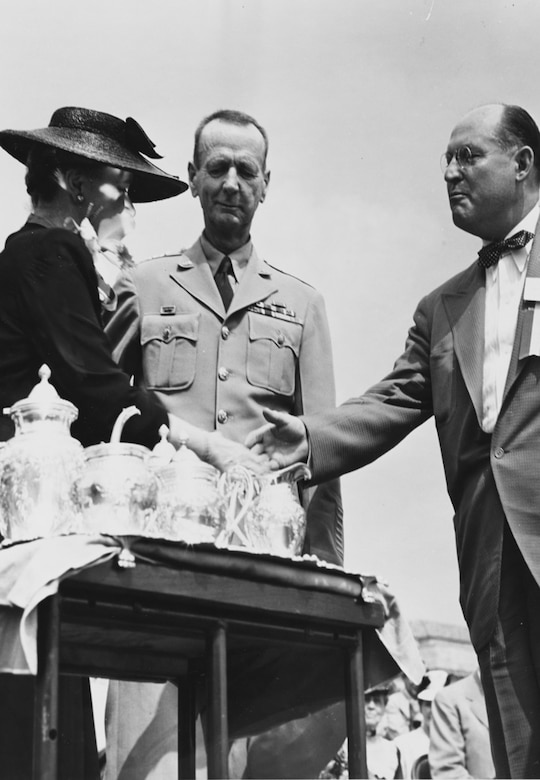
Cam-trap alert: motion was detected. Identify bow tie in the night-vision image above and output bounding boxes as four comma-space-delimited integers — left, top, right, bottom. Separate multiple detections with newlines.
477, 230, 534, 269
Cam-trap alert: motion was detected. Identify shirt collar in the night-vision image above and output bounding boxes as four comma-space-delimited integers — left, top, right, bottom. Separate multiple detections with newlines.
200, 232, 253, 278
482, 201, 539, 274
504, 201, 539, 241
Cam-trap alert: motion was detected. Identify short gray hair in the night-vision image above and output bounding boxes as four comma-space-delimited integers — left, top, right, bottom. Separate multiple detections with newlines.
192, 109, 269, 168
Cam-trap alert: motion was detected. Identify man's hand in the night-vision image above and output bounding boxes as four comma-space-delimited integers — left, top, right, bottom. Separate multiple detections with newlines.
245, 408, 309, 470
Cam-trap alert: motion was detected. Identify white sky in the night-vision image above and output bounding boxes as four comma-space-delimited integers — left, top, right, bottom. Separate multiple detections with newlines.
2, 0, 538, 629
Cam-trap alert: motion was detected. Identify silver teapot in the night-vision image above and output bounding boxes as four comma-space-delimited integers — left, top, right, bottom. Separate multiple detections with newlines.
150, 426, 224, 543
78, 407, 159, 535
0, 365, 85, 541
218, 463, 311, 557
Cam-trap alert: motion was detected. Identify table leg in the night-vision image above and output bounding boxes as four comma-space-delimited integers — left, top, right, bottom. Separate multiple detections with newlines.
345, 632, 367, 779
177, 673, 197, 780
33, 596, 60, 780
206, 622, 229, 780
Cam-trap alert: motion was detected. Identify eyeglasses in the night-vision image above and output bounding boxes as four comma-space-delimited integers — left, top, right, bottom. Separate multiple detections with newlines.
440, 146, 483, 174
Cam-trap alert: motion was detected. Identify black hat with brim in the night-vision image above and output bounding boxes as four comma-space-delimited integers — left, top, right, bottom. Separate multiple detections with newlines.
0, 106, 188, 203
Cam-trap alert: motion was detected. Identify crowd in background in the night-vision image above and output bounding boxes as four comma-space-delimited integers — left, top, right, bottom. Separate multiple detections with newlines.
320, 668, 495, 779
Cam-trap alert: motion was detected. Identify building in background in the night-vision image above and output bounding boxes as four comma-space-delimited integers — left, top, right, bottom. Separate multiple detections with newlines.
411, 620, 477, 678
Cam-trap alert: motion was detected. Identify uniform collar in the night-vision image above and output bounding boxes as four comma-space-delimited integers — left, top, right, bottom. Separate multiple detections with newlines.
200, 232, 253, 278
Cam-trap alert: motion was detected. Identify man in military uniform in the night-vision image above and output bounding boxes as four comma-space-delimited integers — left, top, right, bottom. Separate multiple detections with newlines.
104, 108, 343, 779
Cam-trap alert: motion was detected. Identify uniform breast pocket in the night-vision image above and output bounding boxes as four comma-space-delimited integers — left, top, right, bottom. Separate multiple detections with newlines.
141, 313, 200, 391
246, 313, 302, 395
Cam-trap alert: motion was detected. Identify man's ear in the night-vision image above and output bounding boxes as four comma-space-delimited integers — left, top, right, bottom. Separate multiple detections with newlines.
188, 162, 199, 199
260, 169, 271, 203
515, 146, 535, 181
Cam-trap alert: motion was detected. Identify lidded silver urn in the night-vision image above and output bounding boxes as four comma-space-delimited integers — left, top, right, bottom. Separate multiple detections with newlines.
0, 365, 85, 541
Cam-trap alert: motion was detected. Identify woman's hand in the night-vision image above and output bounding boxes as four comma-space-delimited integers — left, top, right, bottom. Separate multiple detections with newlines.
245, 408, 309, 470
167, 414, 270, 474
204, 431, 270, 474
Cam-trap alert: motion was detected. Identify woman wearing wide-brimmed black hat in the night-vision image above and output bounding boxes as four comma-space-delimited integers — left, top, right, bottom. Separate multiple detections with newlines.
0, 106, 267, 779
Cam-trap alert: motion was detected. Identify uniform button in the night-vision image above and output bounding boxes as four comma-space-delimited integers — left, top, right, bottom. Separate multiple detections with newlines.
493, 446, 504, 459
276, 332, 285, 347
217, 410, 229, 424
163, 327, 172, 342
218, 367, 229, 381
221, 326, 230, 340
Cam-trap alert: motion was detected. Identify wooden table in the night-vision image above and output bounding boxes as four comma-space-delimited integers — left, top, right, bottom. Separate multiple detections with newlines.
32, 539, 385, 780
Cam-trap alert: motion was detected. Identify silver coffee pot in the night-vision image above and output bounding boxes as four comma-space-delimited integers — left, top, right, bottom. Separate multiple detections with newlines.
0, 365, 85, 541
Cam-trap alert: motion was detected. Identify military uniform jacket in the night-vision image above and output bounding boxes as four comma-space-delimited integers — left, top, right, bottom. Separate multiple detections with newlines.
106, 237, 343, 564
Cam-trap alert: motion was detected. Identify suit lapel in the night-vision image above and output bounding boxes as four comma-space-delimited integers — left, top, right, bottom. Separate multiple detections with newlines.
503, 217, 540, 399
468, 672, 489, 728
442, 264, 485, 425
439, 217, 540, 423
469, 695, 489, 728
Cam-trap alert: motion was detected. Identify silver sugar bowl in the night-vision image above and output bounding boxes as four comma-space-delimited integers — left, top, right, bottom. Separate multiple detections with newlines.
78, 407, 159, 535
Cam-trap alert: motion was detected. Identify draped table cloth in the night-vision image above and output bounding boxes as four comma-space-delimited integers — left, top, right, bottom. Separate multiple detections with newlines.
0, 535, 424, 779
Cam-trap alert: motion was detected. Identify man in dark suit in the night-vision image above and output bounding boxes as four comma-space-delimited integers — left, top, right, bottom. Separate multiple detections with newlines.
248, 103, 540, 778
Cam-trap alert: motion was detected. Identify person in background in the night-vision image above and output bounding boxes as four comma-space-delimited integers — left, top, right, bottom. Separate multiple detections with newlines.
104, 108, 343, 779
247, 103, 540, 779
429, 668, 495, 778
381, 674, 421, 740
393, 671, 449, 779
0, 105, 266, 780
321, 684, 403, 780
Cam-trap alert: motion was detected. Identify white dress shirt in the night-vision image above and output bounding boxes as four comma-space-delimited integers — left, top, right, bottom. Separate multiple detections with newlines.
481, 203, 539, 432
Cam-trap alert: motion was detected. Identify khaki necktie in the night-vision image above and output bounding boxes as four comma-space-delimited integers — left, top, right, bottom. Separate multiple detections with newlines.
214, 256, 234, 310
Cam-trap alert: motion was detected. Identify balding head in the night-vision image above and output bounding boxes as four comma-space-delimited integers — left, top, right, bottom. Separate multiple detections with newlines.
443, 103, 539, 241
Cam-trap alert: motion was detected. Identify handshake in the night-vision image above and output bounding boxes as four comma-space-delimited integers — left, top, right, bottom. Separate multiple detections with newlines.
184, 409, 308, 475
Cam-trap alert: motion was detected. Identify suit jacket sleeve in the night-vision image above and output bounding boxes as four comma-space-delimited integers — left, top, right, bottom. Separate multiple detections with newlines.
304, 294, 434, 484
295, 291, 344, 564
429, 692, 471, 778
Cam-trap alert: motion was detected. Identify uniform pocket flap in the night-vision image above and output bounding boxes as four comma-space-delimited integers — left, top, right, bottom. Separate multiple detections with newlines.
248, 312, 302, 354
141, 313, 200, 346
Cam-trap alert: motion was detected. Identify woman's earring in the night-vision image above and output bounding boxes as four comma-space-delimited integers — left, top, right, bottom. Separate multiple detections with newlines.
76, 193, 84, 204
